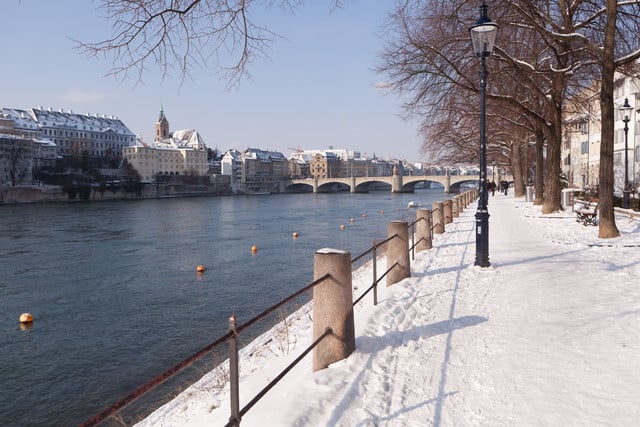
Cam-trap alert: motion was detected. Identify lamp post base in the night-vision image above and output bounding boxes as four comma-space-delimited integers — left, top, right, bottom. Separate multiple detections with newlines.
475, 210, 490, 267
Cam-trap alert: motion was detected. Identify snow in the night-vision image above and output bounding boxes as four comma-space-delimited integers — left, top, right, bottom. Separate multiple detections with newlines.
136, 194, 640, 426
316, 248, 349, 255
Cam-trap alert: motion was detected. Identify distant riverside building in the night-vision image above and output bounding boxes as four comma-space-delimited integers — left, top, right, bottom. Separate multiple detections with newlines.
288, 154, 311, 178
1, 107, 136, 158
0, 106, 133, 185
240, 148, 288, 193
0, 112, 57, 184
221, 149, 243, 192
310, 151, 341, 178
290, 148, 395, 179
122, 109, 208, 182
220, 147, 289, 193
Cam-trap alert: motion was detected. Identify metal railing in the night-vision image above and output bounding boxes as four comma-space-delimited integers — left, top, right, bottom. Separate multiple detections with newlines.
351, 233, 399, 307
81, 192, 472, 426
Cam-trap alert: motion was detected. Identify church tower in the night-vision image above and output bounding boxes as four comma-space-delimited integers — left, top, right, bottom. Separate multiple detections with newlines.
155, 108, 170, 141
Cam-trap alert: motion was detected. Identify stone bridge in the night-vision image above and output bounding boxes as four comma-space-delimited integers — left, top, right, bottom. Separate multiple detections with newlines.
284, 174, 480, 193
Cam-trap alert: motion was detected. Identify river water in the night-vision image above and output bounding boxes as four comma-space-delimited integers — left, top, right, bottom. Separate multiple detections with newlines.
0, 189, 451, 426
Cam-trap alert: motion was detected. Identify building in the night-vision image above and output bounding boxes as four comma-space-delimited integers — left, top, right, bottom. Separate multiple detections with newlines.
309, 151, 341, 178
1, 107, 127, 185
240, 148, 289, 193
289, 154, 311, 178
561, 74, 640, 193
613, 74, 638, 194
0, 107, 136, 160
122, 110, 208, 182
221, 149, 243, 192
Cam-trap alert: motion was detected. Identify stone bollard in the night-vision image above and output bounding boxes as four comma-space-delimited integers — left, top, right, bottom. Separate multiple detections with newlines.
416, 208, 432, 251
432, 202, 444, 234
386, 221, 411, 287
452, 197, 459, 218
312, 248, 355, 371
443, 199, 452, 225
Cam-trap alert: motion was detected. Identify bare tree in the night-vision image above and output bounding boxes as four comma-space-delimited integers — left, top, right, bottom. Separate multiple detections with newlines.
378, 0, 577, 212
2, 138, 31, 186
586, 1, 640, 237
381, 0, 640, 231
78, 1, 343, 88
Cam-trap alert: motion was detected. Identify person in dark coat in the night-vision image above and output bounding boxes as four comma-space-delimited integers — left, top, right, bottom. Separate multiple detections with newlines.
501, 180, 508, 195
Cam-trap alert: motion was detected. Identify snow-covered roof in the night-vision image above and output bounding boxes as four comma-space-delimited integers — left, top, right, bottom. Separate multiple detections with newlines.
0, 107, 136, 136
33, 138, 57, 147
243, 148, 286, 162
172, 129, 206, 150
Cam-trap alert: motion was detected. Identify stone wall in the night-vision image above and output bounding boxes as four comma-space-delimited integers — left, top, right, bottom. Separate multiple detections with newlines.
0, 175, 232, 205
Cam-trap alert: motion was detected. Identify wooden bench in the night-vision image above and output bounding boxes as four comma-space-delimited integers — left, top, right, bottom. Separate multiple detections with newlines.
576, 199, 599, 226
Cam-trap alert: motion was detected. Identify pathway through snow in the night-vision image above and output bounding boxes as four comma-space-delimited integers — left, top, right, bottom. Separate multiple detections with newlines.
138, 194, 640, 427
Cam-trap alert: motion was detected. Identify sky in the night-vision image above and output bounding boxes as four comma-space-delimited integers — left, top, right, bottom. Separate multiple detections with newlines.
1, 0, 426, 162
136, 194, 640, 426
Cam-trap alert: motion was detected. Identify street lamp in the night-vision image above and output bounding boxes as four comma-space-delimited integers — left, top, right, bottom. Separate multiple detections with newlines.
470, 1, 498, 267
620, 97, 633, 209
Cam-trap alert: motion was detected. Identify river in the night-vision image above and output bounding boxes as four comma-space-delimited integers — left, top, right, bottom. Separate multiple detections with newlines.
0, 189, 451, 426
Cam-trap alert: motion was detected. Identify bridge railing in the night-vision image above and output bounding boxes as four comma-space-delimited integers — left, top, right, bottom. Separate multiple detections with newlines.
81, 189, 476, 427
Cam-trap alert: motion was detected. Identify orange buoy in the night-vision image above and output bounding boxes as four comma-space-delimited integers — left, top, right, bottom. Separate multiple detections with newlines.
340, 224, 345, 230
349, 218, 355, 222
292, 232, 299, 238
362, 213, 366, 218
196, 265, 206, 273
19, 313, 33, 324
379, 210, 384, 214
251, 245, 258, 253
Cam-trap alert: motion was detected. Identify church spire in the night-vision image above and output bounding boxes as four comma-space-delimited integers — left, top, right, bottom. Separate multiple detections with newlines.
155, 106, 170, 141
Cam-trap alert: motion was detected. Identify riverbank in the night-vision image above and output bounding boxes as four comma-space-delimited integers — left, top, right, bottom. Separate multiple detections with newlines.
4, 190, 453, 426
137, 192, 640, 426
0, 180, 231, 204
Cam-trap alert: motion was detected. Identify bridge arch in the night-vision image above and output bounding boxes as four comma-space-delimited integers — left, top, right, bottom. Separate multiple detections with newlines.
287, 174, 479, 193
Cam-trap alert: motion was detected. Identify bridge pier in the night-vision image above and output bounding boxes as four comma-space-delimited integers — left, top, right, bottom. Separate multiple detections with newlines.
392, 166, 403, 193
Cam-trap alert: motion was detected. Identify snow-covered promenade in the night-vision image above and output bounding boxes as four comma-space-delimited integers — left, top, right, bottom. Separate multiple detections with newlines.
139, 193, 640, 426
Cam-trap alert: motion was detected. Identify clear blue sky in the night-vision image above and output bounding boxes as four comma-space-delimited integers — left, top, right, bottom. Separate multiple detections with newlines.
1, 0, 424, 162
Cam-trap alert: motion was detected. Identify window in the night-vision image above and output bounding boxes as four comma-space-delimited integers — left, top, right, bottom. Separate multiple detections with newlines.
581, 141, 589, 154
579, 121, 588, 134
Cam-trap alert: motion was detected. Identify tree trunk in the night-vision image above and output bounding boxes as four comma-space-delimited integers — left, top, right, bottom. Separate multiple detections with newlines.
542, 88, 564, 214
511, 140, 526, 197
598, 0, 620, 238
534, 130, 545, 206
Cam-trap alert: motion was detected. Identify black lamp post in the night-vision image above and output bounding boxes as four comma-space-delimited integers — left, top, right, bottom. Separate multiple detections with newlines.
620, 97, 633, 209
470, 1, 498, 268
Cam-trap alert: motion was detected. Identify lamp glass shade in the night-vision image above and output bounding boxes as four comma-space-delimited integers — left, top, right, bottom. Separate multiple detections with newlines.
619, 98, 633, 122
470, 22, 498, 57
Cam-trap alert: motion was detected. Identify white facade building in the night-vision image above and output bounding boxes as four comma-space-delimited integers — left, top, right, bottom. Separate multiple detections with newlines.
221, 149, 242, 192
0, 107, 136, 158
614, 76, 639, 194
122, 110, 208, 182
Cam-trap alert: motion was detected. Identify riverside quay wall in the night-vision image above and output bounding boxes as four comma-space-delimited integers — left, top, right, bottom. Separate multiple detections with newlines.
0, 177, 232, 205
